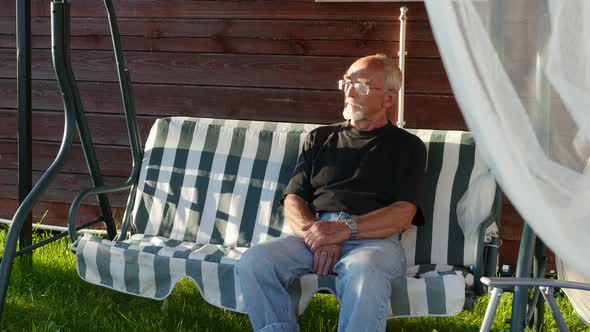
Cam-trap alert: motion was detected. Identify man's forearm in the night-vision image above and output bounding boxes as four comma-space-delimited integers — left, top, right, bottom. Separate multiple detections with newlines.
284, 194, 317, 238
302, 201, 417, 251
355, 201, 416, 239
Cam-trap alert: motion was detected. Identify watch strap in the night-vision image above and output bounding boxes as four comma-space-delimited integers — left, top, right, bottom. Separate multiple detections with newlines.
345, 218, 358, 240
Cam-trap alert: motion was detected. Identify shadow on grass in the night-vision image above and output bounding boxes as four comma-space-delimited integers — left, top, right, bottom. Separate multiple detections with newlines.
299, 294, 483, 332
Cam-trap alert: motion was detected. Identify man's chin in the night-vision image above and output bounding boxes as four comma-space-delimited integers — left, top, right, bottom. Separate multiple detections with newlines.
343, 109, 365, 121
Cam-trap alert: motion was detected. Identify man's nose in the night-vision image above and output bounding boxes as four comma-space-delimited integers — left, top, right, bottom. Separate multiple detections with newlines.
344, 83, 357, 98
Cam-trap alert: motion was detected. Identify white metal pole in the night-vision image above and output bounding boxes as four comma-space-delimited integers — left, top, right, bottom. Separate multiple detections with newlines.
0, 218, 110, 236
397, 6, 408, 128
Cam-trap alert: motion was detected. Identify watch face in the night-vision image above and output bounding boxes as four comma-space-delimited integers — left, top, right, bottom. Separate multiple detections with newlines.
346, 219, 357, 229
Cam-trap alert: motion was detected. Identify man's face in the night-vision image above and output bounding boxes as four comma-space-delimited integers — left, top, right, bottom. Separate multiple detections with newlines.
342, 58, 393, 125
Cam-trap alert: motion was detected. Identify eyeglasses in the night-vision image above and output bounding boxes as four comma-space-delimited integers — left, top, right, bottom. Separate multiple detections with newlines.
337, 79, 389, 95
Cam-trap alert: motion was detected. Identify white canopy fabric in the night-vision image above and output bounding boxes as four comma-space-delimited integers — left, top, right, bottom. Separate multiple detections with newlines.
557, 258, 590, 325
423, 0, 590, 280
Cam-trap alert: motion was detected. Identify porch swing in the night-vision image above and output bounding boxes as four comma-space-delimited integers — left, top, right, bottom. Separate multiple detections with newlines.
0, 0, 504, 324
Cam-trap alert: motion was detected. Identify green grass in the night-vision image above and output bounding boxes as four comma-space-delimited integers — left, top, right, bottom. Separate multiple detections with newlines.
1, 229, 588, 331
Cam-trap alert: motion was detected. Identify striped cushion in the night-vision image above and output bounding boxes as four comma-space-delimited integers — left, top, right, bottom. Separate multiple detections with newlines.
129, 117, 316, 246
75, 117, 496, 318
75, 233, 467, 317
402, 130, 493, 267
406, 264, 474, 289
76, 233, 246, 309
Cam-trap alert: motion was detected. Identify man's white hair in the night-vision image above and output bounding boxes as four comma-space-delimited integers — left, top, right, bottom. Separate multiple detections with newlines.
368, 54, 402, 91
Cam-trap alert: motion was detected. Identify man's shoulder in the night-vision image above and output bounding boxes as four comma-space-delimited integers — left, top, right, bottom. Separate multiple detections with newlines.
387, 126, 426, 150
307, 122, 345, 140
310, 122, 345, 134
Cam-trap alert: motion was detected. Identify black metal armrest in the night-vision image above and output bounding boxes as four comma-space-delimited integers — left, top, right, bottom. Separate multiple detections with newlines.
67, 176, 136, 242
472, 212, 497, 294
473, 185, 503, 295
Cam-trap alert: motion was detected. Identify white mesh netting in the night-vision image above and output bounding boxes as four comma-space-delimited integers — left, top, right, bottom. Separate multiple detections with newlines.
423, 1, 590, 319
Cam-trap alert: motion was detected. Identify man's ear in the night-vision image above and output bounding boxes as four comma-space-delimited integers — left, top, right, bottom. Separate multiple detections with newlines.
382, 91, 396, 109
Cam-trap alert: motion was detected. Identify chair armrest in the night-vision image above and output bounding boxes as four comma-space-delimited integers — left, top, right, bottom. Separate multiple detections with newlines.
481, 277, 590, 292
67, 179, 134, 242
473, 185, 503, 295
472, 212, 498, 294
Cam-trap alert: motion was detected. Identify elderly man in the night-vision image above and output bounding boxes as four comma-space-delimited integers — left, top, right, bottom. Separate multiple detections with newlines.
237, 54, 427, 332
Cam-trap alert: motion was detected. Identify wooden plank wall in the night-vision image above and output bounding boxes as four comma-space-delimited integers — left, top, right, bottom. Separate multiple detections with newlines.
0, 0, 540, 269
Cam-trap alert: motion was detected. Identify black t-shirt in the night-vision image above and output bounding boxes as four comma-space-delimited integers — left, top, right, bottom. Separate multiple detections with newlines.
283, 121, 426, 225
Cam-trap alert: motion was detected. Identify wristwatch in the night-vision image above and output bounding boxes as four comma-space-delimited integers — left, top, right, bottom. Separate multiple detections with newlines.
344, 218, 358, 240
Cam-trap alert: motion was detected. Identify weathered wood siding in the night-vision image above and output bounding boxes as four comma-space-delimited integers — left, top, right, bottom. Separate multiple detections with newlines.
0, 1, 537, 268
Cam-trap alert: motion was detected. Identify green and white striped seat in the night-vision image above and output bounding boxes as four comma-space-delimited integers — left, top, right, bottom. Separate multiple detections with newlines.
74, 117, 501, 318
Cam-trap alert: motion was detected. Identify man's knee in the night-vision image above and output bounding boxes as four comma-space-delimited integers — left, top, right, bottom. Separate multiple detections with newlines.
337, 248, 405, 281
237, 244, 272, 277
341, 260, 397, 282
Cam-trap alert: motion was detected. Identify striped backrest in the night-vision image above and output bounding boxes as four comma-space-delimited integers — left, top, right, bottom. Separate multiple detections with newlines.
130, 118, 495, 267
130, 117, 318, 247
402, 129, 495, 267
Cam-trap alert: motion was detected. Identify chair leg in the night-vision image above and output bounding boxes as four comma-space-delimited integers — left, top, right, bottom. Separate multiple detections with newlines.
0, 225, 19, 316
480, 287, 504, 332
540, 287, 569, 332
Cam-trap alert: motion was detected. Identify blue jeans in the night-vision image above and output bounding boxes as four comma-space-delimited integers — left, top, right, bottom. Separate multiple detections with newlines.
236, 212, 407, 332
